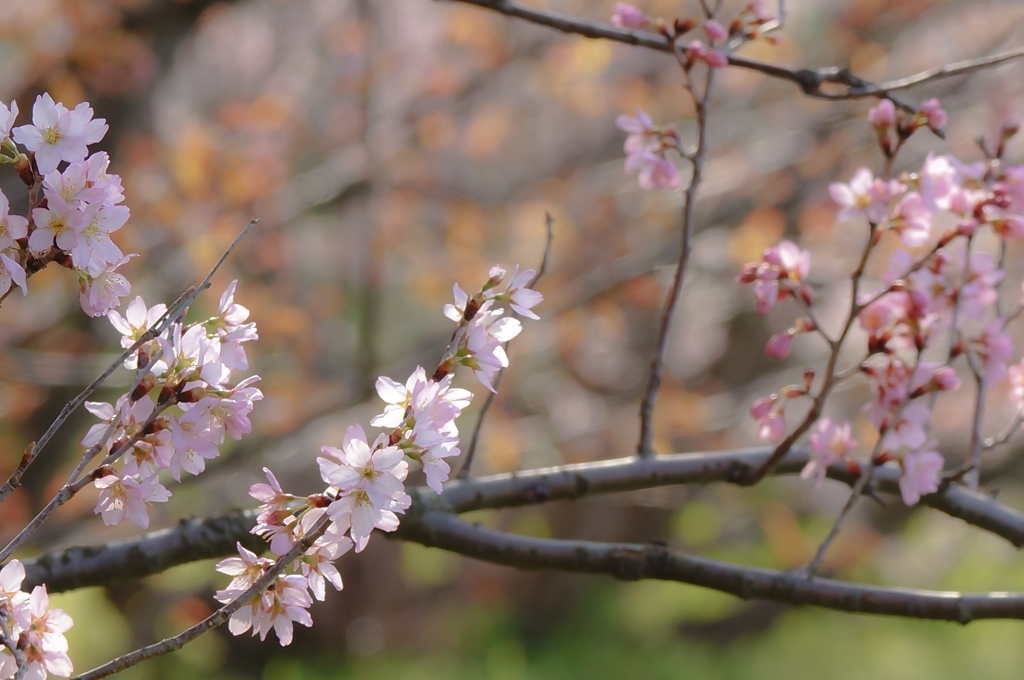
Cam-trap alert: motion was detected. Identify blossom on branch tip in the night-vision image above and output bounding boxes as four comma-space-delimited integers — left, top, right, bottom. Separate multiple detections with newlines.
868, 99, 895, 129
93, 473, 171, 529
919, 99, 947, 131
617, 109, 681, 191
898, 445, 943, 505
830, 168, 904, 224
802, 418, 856, 488
610, 3, 648, 28
0, 100, 17, 140
0, 189, 27, 251
12, 94, 107, 175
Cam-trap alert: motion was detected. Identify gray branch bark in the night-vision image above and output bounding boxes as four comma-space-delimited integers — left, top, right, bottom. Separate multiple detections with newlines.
22, 447, 1024, 593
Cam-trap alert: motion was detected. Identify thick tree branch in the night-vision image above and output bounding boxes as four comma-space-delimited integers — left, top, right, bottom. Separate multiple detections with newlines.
396, 511, 1024, 623
444, 0, 1024, 109
22, 447, 1024, 592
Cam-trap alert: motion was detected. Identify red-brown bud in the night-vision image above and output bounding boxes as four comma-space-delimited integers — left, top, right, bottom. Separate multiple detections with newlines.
178, 386, 207, 403
14, 156, 33, 186
307, 493, 331, 508
91, 465, 115, 480
131, 374, 158, 401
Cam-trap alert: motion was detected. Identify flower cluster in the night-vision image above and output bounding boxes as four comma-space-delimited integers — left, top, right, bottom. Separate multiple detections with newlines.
0, 560, 73, 680
616, 110, 683, 191
88, 281, 261, 529
0, 94, 136, 316
739, 98, 1024, 505
217, 265, 542, 645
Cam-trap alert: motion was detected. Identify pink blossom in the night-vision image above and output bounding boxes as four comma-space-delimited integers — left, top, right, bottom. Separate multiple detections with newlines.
765, 332, 793, 359
486, 264, 544, 319
703, 20, 727, 42
93, 473, 171, 529
845, 162, 910, 221
1009, 361, 1024, 412
880, 400, 930, 451
12, 585, 74, 679
610, 3, 648, 29
920, 98, 947, 131
0, 252, 27, 298
71, 203, 128, 268
327, 487, 405, 552
29, 197, 84, 253
898, 446, 944, 505
320, 424, 408, 507
12, 93, 107, 175
685, 40, 727, 68
959, 252, 1003, 320
0, 100, 17, 139
216, 542, 272, 592
107, 295, 167, 348
890, 192, 932, 246
802, 418, 856, 488
868, 99, 895, 128
298, 525, 351, 601
0, 189, 27, 251
974, 320, 1014, 384
79, 254, 133, 317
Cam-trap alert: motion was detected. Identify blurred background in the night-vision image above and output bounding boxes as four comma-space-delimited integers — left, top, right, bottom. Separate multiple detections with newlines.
3, 0, 1024, 677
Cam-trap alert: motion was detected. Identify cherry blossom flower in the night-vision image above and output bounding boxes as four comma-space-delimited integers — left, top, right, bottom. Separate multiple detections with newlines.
889, 192, 932, 246
751, 396, 785, 442
880, 400, 930, 451
12, 94, 107, 175
29, 197, 84, 253
486, 265, 543, 319
610, 3, 648, 28
617, 109, 681, 191
0, 100, 17, 140
320, 424, 408, 507
0, 190, 27, 250
830, 168, 903, 224
0, 252, 27, 298
920, 98, 947, 131
79, 254, 133, 317
765, 333, 793, 359
216, 543, 272, 592
898, 445, 944, 505
703, 20, 727, 42
685, 40, 728, 68
973, 320, 1014, 384
868, 99, 895, 128
71, 203, 128, 268
297, 524, 351, 601
12, 585, 74, 679
802, 418, 856, 487
959, 252, 1004, 320
93, 473, 171, 529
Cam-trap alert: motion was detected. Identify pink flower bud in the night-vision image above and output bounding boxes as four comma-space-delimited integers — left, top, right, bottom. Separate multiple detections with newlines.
868, 99, 895, 128
703, 20, 727, 42
765, 333, 793, 359
920, 98, 947, 131
610, 3, 648, 29
931, 367, 960, 391
702, 49, 729, 68
736, 262, 759, 283
750, 396, 774, 419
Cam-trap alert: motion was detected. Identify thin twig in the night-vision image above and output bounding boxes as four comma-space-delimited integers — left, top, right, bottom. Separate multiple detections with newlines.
444, 0, 1024, 109
637, 46, 714, 458
72, 515, 329, 680
456, 212, 554, 479
804, 465, 874, 576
